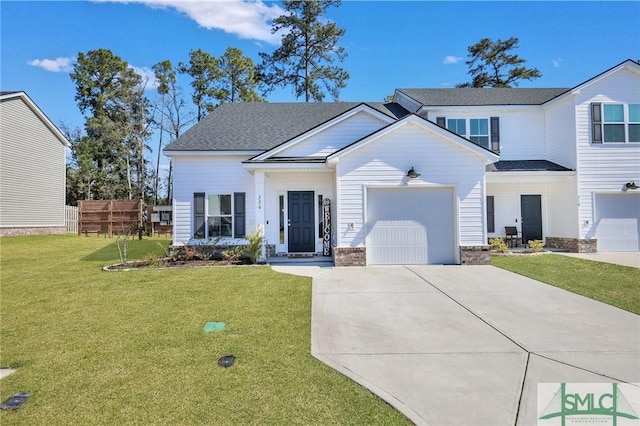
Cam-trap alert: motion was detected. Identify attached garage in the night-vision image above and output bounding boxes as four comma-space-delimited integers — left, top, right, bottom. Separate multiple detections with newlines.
366, 187, 456, 264
595, 193, 640, 251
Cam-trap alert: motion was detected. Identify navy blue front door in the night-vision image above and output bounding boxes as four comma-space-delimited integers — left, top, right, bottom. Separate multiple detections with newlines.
288, 191, 315, 252
521, 195, 542, 243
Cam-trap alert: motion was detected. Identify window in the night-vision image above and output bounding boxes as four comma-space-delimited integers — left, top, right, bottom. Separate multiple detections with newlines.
592, 103, 640, 143
279, 195, 285, 244
193, 193, 245, 239
317, 194, 324, 240
446, 117, 492, 149
447, 119, 466, 136
603, 104, 625, 142
208, 194, 232, 237
470, 119, 489, 149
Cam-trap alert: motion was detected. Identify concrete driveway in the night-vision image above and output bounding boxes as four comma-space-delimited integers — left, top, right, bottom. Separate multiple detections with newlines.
279, 265, 640, 426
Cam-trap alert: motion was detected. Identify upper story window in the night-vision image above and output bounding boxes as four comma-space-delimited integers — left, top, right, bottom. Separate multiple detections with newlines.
469, 119, 489, 148
592, 103, 640, 143
446, 118, 490, 149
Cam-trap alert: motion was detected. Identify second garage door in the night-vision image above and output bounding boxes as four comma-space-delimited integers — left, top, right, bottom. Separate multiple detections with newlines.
595, 193, 640, 251
366, 187, 455, 265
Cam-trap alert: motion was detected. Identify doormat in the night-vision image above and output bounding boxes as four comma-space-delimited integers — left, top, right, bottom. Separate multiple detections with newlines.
1, 393, 31, 410
204, 322, 225, 332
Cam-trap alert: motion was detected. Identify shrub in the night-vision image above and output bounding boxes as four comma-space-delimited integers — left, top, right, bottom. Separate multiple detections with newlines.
246, 228, 264, 264
528, 239, 545, 253
221, 246, 245, 264
489, 237, 508, 253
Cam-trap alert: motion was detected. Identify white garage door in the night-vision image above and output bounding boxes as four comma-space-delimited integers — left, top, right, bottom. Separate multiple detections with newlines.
595, 193, 640, 251
366, 187, 455, 264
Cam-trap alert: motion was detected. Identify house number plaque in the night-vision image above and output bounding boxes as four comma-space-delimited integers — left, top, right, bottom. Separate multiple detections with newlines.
322, 198, 331, 256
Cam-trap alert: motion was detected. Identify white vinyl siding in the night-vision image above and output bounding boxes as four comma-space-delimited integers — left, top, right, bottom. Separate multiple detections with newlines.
573, 67, 640, 241
278, 111, 388, 158
430, 107, 546, 160
335, 122, 488, 253
486, 176, 578, 241
0, 96, 67, 228
544, 96, 577, 170
171, 155, 255, 244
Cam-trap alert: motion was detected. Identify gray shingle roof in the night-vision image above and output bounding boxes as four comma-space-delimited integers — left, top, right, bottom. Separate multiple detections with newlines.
164, 102, 410, 152
397, 88, 570, 106
486, 160, 573, 172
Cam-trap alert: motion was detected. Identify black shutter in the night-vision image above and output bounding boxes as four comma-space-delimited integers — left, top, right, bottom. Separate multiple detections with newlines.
487, 196, 495, 233
591, 103, 602, 144
436, 116, 446, 128
234, 192, 246, 238
490, 117, 500, 152
193, 193, 205, 238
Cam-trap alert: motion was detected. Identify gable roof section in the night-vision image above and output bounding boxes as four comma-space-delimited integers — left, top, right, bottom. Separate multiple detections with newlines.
247, 103, 399, 162
550, 59, 640, 102
0, 91, 70, 147
164, 101, 409, 152
327, 114, 499, 164
396, 88, 570, 107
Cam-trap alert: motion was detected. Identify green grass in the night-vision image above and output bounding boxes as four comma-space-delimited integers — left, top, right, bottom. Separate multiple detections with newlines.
491, 254, 640, 315
0, 235, 409, 425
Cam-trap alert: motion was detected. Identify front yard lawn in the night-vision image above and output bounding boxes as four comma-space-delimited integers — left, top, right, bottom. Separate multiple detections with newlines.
0, 235, 409, 425
491, 254, 640, 315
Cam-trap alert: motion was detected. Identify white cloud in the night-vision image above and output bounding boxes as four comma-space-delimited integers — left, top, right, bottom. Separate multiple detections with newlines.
94, 0, 285, 43
28, 57, 74, 72
552, 58, 563, 68
443, 55, 463, 65
129, 65, 159, 91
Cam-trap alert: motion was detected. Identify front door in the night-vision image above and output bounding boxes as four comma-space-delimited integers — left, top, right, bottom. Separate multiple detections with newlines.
288, 191, 315, 252
521, 195, 542, 244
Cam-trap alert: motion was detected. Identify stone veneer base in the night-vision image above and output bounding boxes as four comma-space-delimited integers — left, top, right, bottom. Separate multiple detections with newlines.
334, 247, 366, 267
460, 245, 491, 265
546, 237, 597, 253
0, 226, 66, 237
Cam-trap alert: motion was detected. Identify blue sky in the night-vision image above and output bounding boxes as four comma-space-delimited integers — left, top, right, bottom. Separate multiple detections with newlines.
2, 0, 639, 166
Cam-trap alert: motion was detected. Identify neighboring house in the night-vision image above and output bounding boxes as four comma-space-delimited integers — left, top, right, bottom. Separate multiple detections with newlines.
164, 60, 640, 266
0, 91, 70, 237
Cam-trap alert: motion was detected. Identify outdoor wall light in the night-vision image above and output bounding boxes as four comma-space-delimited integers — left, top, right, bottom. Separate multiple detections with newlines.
625, 181, 639, 190
407, 167, 421, 179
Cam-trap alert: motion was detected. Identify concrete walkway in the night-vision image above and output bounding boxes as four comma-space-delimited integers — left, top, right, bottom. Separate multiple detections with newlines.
557, 251, 640, 269
273, 264, 640, 425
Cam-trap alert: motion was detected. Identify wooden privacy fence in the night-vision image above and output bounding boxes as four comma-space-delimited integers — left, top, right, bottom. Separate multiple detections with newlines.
78, 200, 143, 238
65, 205, 78, 234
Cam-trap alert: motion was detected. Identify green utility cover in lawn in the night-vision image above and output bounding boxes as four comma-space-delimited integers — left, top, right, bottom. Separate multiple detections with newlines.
204, 322, 225, 332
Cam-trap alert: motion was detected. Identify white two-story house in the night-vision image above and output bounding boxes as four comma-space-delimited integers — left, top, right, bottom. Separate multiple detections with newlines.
164, 59, 640, 266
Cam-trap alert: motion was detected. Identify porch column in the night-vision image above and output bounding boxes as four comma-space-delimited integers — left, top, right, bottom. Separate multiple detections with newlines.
254, 171, 266, 262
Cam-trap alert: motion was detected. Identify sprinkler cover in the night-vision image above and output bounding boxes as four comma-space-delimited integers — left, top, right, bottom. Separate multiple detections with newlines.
204, 322, 225, 332
218, 355, 235, 368
0, 393, 31, 410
